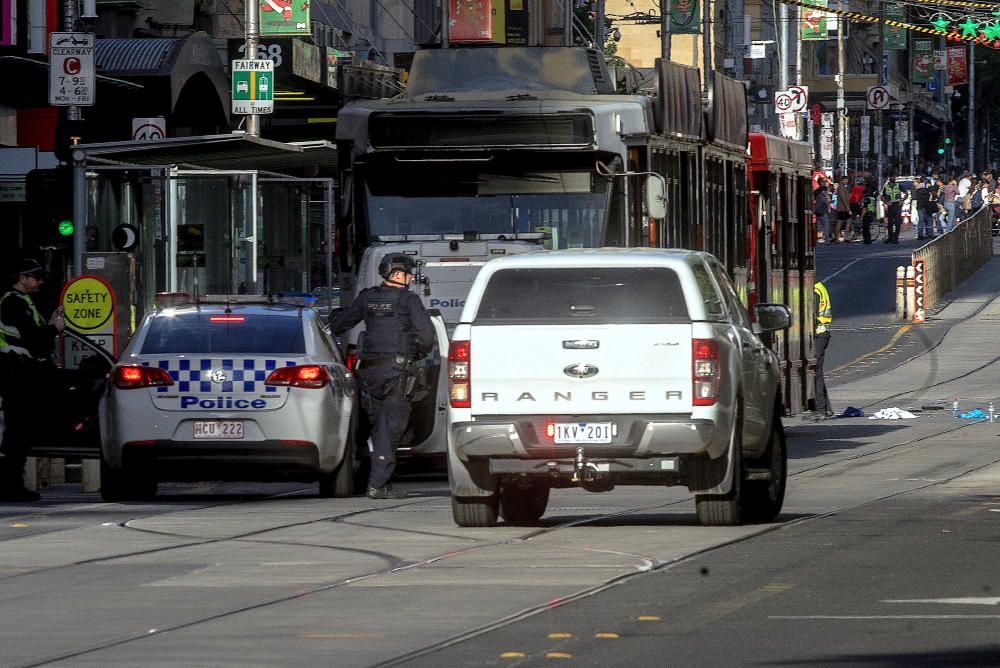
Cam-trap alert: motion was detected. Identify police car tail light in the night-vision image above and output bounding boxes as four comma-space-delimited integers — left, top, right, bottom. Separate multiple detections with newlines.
345, 349, 359, 372
264, 364, 330, 389
449, 340, 471, 408
692, 339, 720, 406
114, 365, 174, 390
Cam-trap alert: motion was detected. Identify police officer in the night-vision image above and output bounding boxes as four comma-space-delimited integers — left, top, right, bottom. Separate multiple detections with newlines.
330, 254, 434, 499
810, 280, 833, 421
0, 259, 65, 501
881, 176, 903, 244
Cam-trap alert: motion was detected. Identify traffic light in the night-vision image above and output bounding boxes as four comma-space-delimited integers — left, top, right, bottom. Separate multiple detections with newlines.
25, 167, 74, 246
937, 136, 952, 156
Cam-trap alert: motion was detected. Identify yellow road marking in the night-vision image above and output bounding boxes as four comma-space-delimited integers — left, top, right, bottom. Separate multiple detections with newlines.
10, 523, 28, 528
830, 324, 911, 374
637, 615, 661, 621
548, 633, 573, 638
500, 652, 526, 658
594, 632, 620, 638
546, 652, 572, 659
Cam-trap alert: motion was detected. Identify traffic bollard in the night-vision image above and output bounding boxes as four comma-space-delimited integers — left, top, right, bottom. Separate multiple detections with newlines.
896, 266, 906, 320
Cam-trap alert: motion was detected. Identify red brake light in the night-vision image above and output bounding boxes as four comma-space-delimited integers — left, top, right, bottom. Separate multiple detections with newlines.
345, 349, 359, 372
209, 315, 246, 323
449, 340, 471, 408
545, 422, 556, 439
114, 365, 174, 389
264, 364, 330, 389
692, 339, 720, 407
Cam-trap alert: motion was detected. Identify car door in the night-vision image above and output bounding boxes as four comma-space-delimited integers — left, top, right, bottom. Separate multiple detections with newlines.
710, 261, 768, 445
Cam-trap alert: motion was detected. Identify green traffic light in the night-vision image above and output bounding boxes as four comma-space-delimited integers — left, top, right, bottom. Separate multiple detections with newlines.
58, 220, 74, 236
944, 137, 952, 144
937, 148, 945, 155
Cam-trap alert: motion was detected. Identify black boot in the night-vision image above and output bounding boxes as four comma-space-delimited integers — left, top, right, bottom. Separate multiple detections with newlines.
367, 484, 407, 499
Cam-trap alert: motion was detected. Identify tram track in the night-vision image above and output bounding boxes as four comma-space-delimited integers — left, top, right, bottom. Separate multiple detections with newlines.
9, 406, 1000, 667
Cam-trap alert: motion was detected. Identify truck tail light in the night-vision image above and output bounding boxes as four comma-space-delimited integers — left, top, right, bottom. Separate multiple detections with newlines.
265, 365, 330, 389
449, 340, 471, 408
114, 365, 174, 390
692, 339, 720, 406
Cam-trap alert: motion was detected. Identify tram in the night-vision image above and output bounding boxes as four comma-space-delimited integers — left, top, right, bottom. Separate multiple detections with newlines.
334, 46, 815, 415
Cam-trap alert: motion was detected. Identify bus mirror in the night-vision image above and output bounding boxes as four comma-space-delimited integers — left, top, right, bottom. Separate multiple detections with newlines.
645, 175, 666, 220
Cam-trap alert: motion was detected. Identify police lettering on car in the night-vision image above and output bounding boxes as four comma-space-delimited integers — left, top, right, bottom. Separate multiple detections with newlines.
330, 253, 434, 499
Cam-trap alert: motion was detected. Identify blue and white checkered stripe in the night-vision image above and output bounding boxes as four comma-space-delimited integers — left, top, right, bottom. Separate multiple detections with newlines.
143, 358, 297, 393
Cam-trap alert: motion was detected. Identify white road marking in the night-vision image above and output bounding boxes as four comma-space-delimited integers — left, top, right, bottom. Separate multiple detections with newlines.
820, 258, 865, 284
882, 597, 1000, 605
770, 615, 1000, 620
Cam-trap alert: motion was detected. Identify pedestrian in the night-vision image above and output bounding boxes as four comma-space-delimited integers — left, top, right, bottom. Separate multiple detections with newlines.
861, 195, 877, 244
813, 181, 831, 243
912, 177, 933, 240
329, 253, 434, 500
881, 176, 903, 244
849, 178, 866, 240
0, 259, 65, 502
940, 177, 959, 231
835, 176, 851, 242
810, 280, 833, 421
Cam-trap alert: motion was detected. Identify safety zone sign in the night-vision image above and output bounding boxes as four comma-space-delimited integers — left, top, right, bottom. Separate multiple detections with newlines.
60, 274, 117, 369
774, 85, 808, 113
232, 59, 274, 115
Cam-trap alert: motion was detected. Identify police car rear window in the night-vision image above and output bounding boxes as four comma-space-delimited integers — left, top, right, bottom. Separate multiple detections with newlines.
474, 267, 690, 324
141, 314, 306, 354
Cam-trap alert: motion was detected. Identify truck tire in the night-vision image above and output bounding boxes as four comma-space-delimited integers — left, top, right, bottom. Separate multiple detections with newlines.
695, 403, 744, 526
452, 493, 499, 527
499, 479, 550, 523
741, 407, 787, 523
100, 458, 157, 502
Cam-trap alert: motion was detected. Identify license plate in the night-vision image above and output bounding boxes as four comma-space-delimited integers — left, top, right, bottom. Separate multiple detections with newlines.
553, 422, 613, 444
193, 421, 244, 440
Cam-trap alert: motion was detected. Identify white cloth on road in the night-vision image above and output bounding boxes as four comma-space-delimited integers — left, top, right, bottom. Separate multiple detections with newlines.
868, 407, 917, 420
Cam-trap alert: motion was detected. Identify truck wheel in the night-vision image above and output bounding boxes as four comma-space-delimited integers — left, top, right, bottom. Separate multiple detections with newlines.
499, 479, 550, 523
741, 408, 787, 523
100, 459, 157, 502
695, 404, 744, 526
452, 493, 499, 527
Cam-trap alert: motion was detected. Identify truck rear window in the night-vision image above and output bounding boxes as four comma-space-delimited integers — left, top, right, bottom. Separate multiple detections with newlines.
141, 314, 306, 354
474, 267, 690, 324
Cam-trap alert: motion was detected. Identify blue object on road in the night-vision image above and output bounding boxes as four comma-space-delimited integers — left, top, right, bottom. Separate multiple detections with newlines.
960, 409, 987, 419
840, 406, 865, 417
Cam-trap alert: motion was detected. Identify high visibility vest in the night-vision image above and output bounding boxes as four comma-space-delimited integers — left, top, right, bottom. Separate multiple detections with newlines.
815, 282, 832, 335
0, 290, 44, 358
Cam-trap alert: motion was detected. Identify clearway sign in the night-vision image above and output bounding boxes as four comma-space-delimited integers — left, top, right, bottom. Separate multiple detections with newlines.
49, 32, 95, 106
232, 59, 274, 115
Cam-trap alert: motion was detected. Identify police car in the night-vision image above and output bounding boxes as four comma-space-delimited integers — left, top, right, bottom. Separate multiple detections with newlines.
99, 296, 358, 501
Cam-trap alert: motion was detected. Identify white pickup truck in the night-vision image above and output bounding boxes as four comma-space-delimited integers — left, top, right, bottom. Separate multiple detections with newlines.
446, 248, 791, 527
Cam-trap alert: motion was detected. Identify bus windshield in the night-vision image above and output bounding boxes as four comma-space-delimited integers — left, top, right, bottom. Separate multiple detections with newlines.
364, 170, 610, 249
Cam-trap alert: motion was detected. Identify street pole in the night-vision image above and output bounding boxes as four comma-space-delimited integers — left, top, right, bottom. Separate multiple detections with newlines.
660, 0, 671, 60
63, 0, 85, 277
245, 0, 260, 137
779, 2, 788, 90
702, 0, 710, 90
836, 14, 846, 178
968, 44, 975, 171
596, 0, 606, 51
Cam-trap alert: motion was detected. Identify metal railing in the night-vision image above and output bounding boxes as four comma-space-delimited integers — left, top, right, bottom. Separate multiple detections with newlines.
912, 205, 993, 313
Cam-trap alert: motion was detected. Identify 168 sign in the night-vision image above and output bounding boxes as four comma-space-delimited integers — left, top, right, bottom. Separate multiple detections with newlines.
48, 32, 95, 106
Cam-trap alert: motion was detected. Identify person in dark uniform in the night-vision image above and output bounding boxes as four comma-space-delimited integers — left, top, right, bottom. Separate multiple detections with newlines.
329, 254, 434, 499
0, 259, 64, 501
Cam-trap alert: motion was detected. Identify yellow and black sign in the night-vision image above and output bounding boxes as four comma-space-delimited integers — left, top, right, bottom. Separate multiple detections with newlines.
61, 275, 115, 333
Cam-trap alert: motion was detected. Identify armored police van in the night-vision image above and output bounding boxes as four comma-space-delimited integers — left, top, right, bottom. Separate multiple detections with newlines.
339, 235, 545, 461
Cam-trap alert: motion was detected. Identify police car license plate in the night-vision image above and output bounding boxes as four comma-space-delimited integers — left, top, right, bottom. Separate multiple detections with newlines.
193, 421, 244, 440
554, 422, 613, 444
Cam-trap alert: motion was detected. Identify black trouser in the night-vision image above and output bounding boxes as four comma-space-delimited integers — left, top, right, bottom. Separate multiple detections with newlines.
0, 355, 43, 489
814, 332, 831, 415
886, 206, 902, 242
862, 211, 874, 243
359, 364, 412, 490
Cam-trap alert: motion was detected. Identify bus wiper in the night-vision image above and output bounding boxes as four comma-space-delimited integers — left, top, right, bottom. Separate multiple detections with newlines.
424, 94, 455, 102
569, 304, 595, 315
506, 93, 538, 101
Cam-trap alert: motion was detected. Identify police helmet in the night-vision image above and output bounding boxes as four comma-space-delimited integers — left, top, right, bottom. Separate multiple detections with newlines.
13, 258, 45, 282
378, 253, 416, 279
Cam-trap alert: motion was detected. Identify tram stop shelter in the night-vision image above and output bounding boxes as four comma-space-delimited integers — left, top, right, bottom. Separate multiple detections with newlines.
70, 133, 339, 322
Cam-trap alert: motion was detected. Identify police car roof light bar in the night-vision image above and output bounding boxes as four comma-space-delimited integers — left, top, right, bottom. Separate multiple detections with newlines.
374, 232, 551, 243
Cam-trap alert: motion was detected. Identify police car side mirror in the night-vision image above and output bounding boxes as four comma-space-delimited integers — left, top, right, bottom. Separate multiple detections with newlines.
755, 303, 791, 332
645, 175, 666, 220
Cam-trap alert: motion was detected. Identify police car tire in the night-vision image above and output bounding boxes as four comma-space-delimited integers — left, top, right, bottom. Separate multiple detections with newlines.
741, 406, 787, 524
100, 459, 157, 502
451, 493, 499, 527
319, 438, 356, 498
498, 479, 549, 523
695, 402, 744, 527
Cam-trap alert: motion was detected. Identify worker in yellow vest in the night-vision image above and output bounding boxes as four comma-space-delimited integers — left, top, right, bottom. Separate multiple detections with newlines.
810, 280, 833, 421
